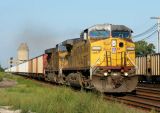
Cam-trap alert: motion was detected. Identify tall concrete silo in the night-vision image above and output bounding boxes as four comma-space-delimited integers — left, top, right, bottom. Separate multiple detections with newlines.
17, 43, 29, 63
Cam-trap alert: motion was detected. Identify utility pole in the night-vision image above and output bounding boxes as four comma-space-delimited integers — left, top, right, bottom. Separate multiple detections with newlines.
151, 17, 160, 53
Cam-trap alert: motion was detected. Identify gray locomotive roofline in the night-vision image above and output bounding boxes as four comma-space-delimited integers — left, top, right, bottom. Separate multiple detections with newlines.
45, 48, 55, 54
61, 38, 81, 46
84, 24, 133, 33
111, 24, 133, 33
44, 38, 81, 53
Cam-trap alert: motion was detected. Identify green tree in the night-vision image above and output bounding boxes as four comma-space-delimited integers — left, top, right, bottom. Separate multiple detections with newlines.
0, 65, 4, 72
135, 40, 155, 56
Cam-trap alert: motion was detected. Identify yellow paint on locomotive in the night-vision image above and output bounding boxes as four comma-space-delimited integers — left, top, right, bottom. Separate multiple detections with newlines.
67, 37, 135, 70
90, 37, 135, 67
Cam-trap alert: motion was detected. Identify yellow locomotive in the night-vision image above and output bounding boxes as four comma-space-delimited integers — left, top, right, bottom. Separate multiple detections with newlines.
45, 24, 138, 93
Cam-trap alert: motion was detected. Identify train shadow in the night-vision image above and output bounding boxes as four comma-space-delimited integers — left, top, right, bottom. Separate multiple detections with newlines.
104, 93, 126, 97
104, 90, 137, 97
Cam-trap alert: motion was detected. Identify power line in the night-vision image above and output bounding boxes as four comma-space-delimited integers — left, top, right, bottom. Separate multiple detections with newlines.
133, 24, 158, 38
151, 16, 160, 53
134, 30, 157, 42
141, 30, 157, 41
133, 24, 157, 38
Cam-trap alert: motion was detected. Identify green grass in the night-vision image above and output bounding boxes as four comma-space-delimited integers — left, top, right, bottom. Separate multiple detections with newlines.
0, 76, 3, 82
0, 72, 152, 113
0, 72, 5, 81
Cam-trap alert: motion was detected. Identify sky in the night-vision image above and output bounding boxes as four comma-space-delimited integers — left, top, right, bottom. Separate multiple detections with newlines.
0, 0, 159, 67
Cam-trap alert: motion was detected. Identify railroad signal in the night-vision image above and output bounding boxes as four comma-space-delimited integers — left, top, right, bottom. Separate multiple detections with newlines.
10, 57, 13, 67
10, 57, 13, 60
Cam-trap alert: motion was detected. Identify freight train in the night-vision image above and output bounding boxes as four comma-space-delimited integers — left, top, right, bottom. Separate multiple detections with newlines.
5, 24, 138, 93
136, 54, 160, 83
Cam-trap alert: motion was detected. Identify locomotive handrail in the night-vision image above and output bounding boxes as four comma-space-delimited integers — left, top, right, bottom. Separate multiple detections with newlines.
126, 52, 138, 69
91, 56, 100, 72
89, 55, 100, 79
90, 53, 106, 78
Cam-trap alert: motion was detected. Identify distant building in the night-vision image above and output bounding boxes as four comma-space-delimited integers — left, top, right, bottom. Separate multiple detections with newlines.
17, 43, 29, 64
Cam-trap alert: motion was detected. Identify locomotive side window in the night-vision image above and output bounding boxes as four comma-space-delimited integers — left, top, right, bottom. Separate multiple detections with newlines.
89, 30, 110, 38
112, 31, 130, 38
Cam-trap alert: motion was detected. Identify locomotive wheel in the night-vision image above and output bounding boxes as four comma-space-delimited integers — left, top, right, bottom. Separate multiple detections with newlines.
66, 73, 74, 86
92, 75, 138, 93
66, 72, 83, 88
46, 73, 58, 83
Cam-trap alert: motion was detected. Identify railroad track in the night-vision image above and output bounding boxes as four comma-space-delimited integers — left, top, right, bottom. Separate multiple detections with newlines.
104, 87, 160, 112
138, 83, 160, 89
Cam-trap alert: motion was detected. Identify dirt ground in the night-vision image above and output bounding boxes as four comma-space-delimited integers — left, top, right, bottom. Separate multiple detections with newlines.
0, 78, 17, 88
0, 106, 21, 113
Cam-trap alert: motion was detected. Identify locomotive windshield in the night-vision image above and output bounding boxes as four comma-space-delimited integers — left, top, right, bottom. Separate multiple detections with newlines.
89, 30, 110, 38
112, 31, 130, 38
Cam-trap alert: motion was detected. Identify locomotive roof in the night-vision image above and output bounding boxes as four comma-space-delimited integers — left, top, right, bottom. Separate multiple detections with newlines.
62, 38, 81, 46
85, 24, 133, 33
45, 48, 55, 54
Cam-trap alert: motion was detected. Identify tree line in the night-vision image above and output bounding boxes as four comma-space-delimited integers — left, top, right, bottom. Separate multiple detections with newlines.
135, 40, 155, 56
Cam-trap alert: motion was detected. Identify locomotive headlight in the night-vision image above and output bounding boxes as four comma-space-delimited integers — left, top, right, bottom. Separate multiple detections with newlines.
104, 72, 108, 76
113, 73, 118, 76
124, 72, 128, 76
112, 40, 116, 47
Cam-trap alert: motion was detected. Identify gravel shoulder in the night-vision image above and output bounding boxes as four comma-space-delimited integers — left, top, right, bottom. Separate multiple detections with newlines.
0, 78, 17, 88
0, 106, 21, 113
